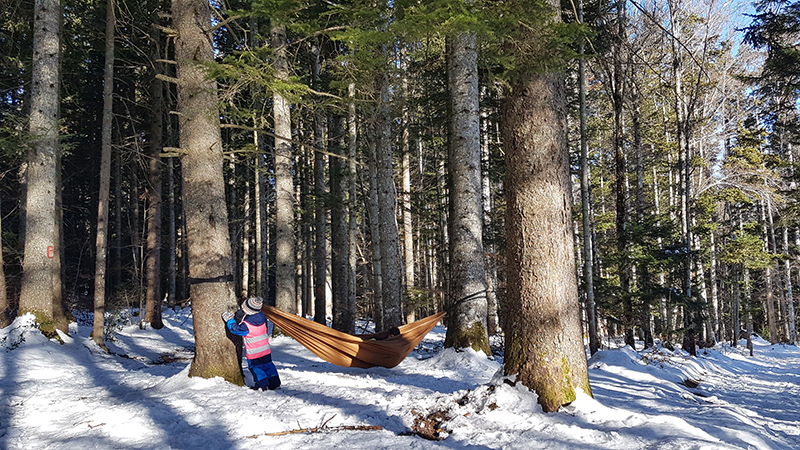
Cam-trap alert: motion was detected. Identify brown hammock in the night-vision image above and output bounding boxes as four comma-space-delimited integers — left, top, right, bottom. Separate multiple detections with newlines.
262, 305, 446, 369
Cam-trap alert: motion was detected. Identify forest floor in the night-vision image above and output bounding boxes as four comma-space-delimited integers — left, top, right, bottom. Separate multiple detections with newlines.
0, 308, 798, 449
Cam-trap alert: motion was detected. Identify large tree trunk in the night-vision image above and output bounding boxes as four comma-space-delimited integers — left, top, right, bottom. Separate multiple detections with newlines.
92, 0, 116, 347
502, 64, 592, 412
444, 33, 490, 355
173, 0, 242, 384
271, 21, 297, 314
20, 0, 68, 336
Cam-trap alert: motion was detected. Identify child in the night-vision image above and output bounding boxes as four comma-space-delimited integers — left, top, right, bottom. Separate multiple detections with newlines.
222, 296, 281, 390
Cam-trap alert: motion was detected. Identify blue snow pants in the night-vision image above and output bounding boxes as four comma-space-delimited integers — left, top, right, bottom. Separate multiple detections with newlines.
248, 354, 281, 390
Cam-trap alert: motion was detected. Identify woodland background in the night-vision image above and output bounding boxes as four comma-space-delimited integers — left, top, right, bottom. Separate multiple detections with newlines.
1, 0, 800, 406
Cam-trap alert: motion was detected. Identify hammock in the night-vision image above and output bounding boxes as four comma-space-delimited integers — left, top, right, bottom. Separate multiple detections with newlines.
262, 305, 446, 369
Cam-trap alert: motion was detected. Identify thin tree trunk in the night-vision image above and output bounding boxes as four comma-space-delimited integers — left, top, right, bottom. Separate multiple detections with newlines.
144, 25, 164, 329
709, 230, 719, 342
481, 98, 499, 335
366, 127, 384, 330
733, 269, 741, 347
173, 0, 242, 383
242, 169, 251, 298
610, 0, 633, 348
0, 195, 8, 327
579, 0, 598, 354
375, 65, 403, 330
312, 40, 327, 324
258, 137, 269, 299
167, 157, 177, 307
786, 227, 797, 345
761, 201, 778, 343
347, 83, 359, 329
92, 0, 115, 347
271, 21, 296, 314
401, 52, 415, 324
330, 115, 352, 333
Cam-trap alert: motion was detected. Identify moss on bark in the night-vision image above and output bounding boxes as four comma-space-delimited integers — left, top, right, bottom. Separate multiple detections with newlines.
444, 321, 491, 356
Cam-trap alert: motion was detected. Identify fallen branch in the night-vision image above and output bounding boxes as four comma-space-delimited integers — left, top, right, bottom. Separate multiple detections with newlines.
247, 424, 382, 438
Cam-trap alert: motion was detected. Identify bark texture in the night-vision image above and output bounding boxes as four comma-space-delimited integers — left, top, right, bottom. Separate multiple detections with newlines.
271, 22, 297, 315
502, 70, 592, 412
330, 115, 354, 333
93, 0, 115, 346
144, 24, 164, 330
173, 0, 242, 384
445, 33, 490, 355
20, 0, 68, 336
375, 69, 403, 330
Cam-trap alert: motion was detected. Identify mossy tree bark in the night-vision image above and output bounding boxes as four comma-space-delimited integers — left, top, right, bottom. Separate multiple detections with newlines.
502, 68, 592, 412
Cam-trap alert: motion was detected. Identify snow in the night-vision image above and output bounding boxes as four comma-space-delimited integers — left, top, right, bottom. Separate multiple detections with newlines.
1, 309, 798, 449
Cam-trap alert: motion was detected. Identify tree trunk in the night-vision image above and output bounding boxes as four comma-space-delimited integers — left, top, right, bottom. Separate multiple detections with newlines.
786, 227, 796, 344
481, 111, 500, 336
375, 66, 403, 330
92, 0, 115, 347
330, 115, 353, 333
310, 39, 327, 324
761, 201, 779, 343
501, 66, 591, 412
165, 158, 177, 307
401, 53, 415, 324
709, 228, 720, 342
271, 21, 296, 314
144, 24, 164, 330
313, 118, 327, 323
365, 127, 384, 330
20, 0, 68, 336
733, 269, 741, 346
0, 196, 9, 327
173, 0, 242, 384
611, 0, 633, 348
347, 83, 359, 330
578, 0, 598, 355
444, 33, 490, 355
242, 169, 251, 298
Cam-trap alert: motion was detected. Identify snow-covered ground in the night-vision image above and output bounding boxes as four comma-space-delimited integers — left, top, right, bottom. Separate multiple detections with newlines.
1, 308, 798, 449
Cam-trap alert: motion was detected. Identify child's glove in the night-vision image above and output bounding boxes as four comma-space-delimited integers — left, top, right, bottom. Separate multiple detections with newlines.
234, 309, 246, 324
222, 311, 234, 322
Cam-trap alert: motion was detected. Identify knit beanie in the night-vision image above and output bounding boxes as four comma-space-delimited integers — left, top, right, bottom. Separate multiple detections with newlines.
242, 296, 263, 315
